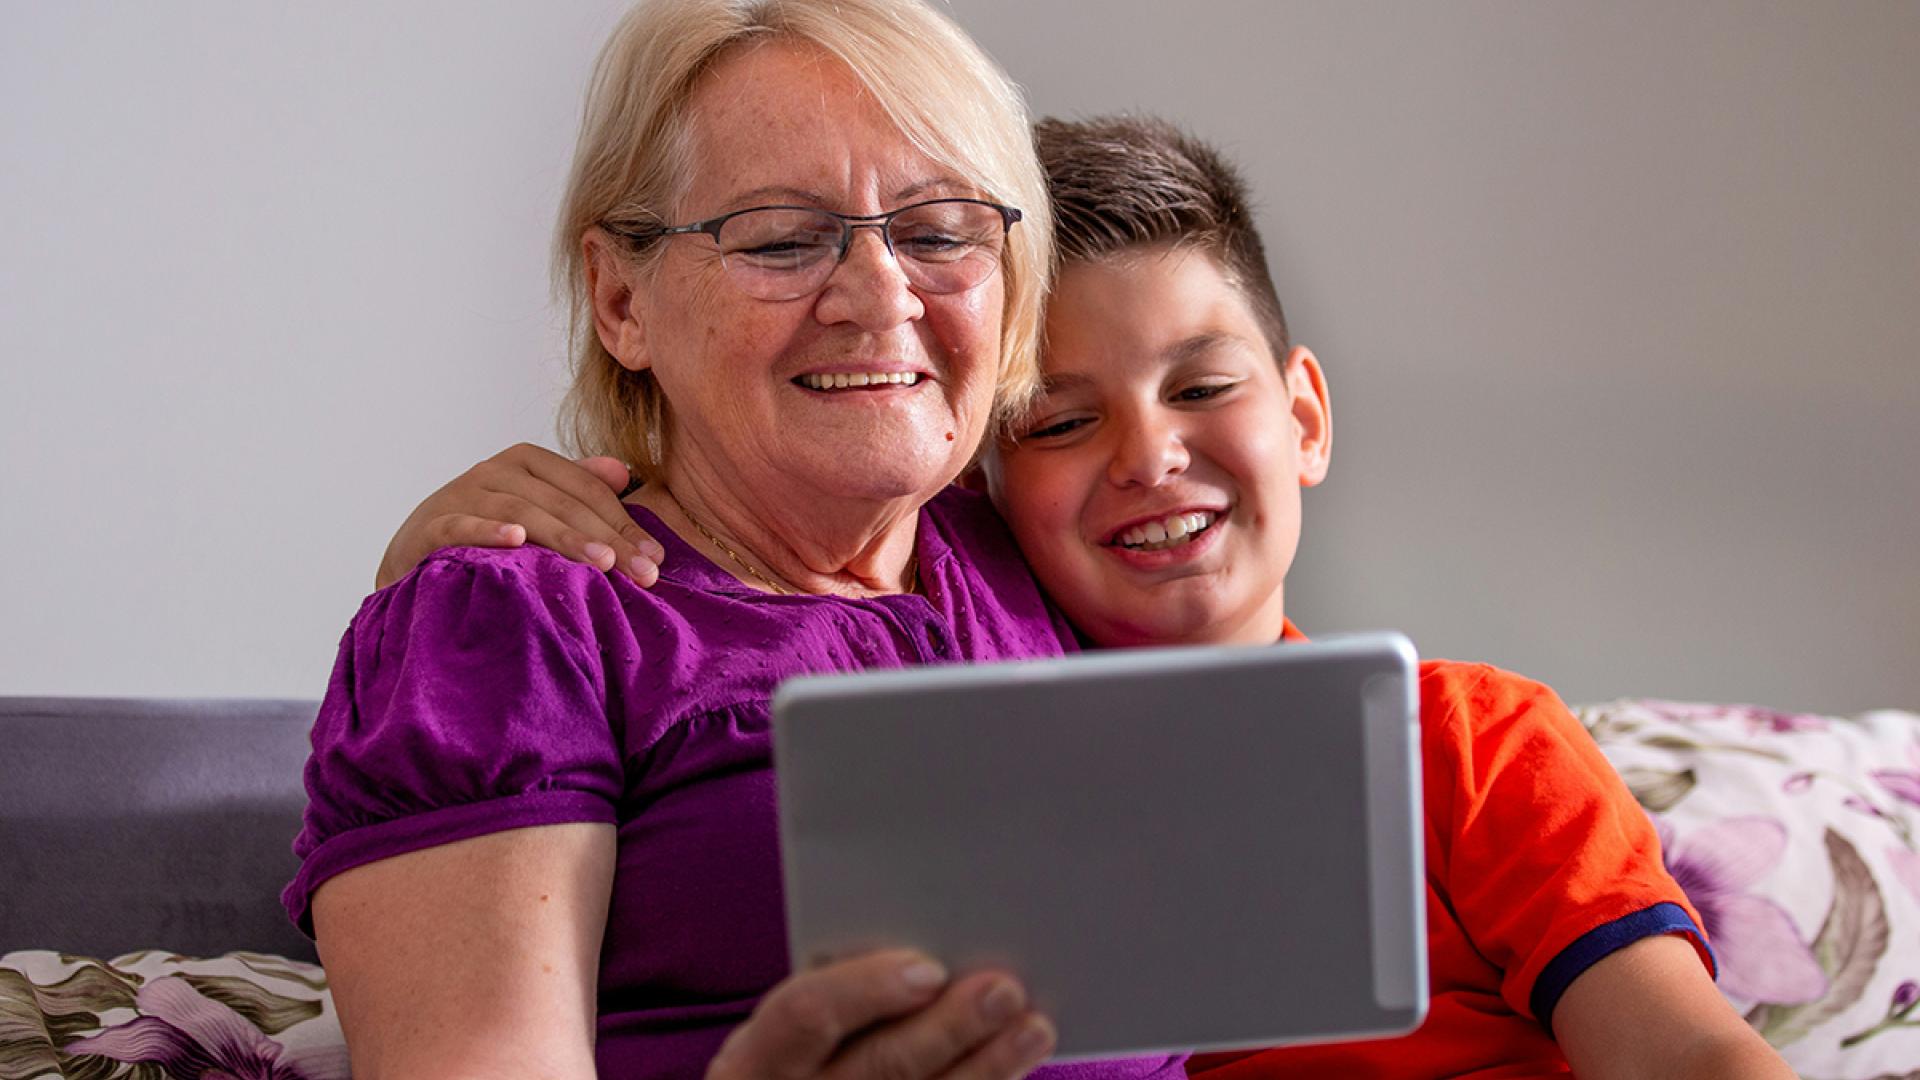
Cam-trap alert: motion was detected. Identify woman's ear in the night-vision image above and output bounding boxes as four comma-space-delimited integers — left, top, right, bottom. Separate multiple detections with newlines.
1285, 345, 1332, 487
583, 228, 650, 372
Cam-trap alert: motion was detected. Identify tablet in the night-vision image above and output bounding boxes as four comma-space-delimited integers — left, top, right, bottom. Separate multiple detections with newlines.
771, 631, 1427, 1061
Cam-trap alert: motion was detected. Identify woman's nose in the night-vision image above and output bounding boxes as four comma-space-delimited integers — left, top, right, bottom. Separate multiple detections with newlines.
814, 228, 925, 330
1107, 412, 1189, 488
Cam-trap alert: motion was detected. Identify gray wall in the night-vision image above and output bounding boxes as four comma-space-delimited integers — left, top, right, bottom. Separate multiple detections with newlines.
4, 2, 1916, 711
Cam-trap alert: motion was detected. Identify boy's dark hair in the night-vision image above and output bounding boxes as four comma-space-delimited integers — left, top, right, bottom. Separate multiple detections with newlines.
1035, 115, 1290, 361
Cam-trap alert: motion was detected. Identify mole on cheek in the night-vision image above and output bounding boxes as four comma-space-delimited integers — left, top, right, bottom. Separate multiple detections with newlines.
946, 432, 955, 441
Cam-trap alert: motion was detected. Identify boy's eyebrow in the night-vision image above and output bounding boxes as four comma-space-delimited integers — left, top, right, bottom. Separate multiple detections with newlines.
1166, 331, 1241, 365
1038, 332, 1252, 395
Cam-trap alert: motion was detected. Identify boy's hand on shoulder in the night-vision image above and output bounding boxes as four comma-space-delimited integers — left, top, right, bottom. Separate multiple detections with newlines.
376, 444, 665, 589
1553, 934, 1796, 1079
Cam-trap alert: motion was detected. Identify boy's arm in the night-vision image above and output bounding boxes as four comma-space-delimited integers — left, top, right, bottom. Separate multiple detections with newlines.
377, 444, 663, 589
1553, 934, 1796, 1079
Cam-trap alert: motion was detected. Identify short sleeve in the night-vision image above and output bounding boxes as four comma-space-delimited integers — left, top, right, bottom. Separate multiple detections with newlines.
1421, 662, 1713, 1030
281, 548, 626, 934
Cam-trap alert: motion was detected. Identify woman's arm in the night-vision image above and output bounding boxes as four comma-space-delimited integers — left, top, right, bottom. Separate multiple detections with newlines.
377, 444, 661, 588
1553, 935, 1796, 1079
313, 822, 1050, 1080
312, 822, 616, 1080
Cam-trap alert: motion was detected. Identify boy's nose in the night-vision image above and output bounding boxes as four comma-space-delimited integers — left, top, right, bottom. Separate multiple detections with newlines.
1107, 415, 1189, 487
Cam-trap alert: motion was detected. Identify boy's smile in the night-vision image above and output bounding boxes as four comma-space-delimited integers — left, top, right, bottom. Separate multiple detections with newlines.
985, 244, 1331, 648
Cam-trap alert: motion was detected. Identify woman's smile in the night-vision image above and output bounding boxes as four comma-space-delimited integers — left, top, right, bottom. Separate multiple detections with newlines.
793, 370, 927, 391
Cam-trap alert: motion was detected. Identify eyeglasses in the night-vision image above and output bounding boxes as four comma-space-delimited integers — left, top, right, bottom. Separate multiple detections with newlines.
605, 197, 1021, 302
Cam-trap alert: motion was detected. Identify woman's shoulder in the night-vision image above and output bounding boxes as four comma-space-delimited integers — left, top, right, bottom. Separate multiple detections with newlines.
348, 544, 652, 659
923, 483, 1007, 537
921, 485, 1029, 580
365, 543, 618, 607
920, 486, 1074, 659
385, 542, 613, 586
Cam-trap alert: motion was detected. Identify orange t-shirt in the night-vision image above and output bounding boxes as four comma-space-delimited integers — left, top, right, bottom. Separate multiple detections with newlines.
1191, 627, 1713, 1079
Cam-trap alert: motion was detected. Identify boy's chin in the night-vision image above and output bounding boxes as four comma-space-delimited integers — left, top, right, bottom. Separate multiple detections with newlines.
1070, 575, 1288, 648
1077, 600, 1235, 650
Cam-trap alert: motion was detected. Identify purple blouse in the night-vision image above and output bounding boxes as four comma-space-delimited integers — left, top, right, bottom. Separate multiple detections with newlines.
285, 487, 1185, 1079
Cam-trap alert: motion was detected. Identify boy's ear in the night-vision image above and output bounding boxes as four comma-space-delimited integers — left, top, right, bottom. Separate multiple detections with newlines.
583, 228, 651, 372
1286, 346, 1332, 487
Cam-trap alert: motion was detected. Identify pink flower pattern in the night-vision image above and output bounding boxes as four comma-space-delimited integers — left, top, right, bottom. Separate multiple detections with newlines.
1870, 739, 1920, 810
1887, 846, 1920, 908
1655, 816, 1828, 1005
1639, 700, 1830, 735
64, 976, 343, 1080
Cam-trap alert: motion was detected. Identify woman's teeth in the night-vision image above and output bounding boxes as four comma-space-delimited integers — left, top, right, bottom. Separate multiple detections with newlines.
799, 372, 921, 390
1115, 511, 1217, 551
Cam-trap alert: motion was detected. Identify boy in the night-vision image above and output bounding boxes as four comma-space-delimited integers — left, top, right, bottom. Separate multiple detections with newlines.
375, 116, 1792, 1078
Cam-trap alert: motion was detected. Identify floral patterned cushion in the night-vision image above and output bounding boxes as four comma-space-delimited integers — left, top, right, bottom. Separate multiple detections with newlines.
1582, 700, 1920, 1080
0, 950, 345, 1080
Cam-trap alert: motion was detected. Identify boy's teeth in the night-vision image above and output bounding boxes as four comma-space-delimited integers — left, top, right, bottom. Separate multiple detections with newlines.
1117, 510, 1217, 551
800, 372, 920, 390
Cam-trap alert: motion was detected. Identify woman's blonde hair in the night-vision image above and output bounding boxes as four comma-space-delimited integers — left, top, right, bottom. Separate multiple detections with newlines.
554, 0, 1052, 481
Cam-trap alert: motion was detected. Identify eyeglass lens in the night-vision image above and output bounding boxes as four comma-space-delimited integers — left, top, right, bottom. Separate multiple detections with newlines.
715, 200, 1009, 301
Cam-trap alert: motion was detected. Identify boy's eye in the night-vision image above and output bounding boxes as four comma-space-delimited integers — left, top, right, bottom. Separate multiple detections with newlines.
1024, 416, 1088, 440
1173, 382, 1234, 403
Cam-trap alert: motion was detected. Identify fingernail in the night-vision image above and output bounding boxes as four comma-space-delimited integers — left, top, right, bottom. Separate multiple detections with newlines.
900, 960, 947, 991
630, 557, 658, 583
979, 980, 1024, 1023
1013, 1016, 1054, 1059
643, 541, 666, 562
584, 541, 613, 566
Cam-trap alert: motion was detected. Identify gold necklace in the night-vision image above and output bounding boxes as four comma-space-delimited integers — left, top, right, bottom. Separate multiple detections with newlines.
667, 490, 923, 598
670, 494, 794, 595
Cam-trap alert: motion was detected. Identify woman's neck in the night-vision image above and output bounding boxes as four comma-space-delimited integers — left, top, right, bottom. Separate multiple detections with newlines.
635, 455, 927, 598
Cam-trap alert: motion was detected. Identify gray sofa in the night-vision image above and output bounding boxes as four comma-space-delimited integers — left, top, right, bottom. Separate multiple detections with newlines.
6, 695, 1919, 1079
0, 696, 318, 962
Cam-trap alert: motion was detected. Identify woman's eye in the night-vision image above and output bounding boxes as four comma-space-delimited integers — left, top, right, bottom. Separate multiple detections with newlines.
900, 234, 966, 253
731, 239, 833, 268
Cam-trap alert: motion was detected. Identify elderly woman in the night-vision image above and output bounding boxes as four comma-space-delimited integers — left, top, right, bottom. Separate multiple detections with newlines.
283, 1, 1184, 1078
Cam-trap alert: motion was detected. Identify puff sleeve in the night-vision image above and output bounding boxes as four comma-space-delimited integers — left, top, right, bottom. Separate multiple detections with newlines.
282, 547, 627, 933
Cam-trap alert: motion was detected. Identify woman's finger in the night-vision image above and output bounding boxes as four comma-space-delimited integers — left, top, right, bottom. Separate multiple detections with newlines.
705, 951, 951, 1080
822, 971, 1033, 1080
938, 1013, 1056, 1080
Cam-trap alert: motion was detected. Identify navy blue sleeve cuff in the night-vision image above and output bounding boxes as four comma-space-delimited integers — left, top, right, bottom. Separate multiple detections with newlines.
1531, 901, 1716, 1032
